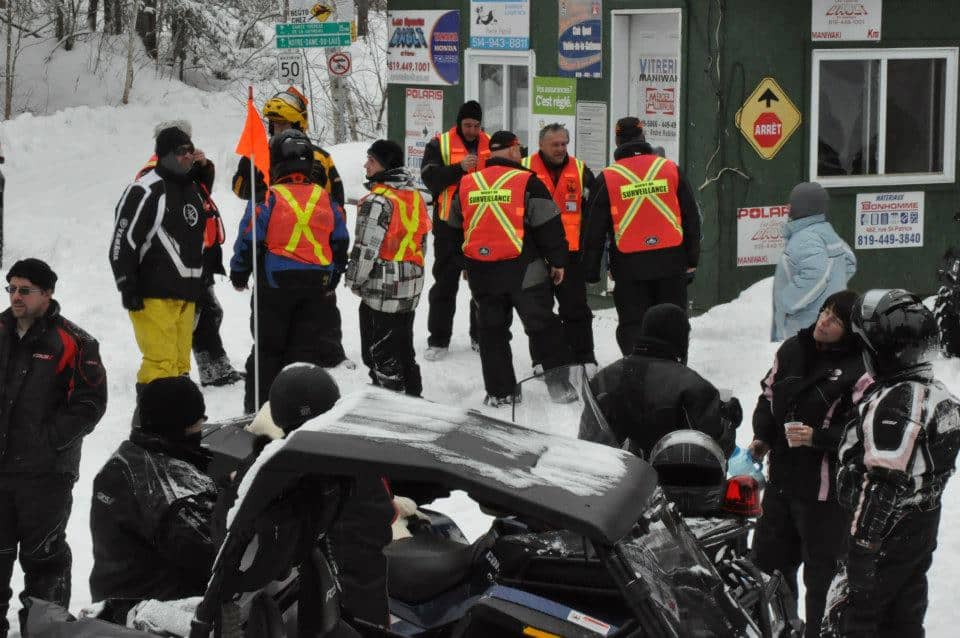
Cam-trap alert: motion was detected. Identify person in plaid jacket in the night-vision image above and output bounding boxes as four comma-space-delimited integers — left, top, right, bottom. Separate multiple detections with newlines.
346, 140, 431, 396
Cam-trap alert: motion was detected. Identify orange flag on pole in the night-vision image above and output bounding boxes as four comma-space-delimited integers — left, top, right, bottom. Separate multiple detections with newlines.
235, 86, 271, 199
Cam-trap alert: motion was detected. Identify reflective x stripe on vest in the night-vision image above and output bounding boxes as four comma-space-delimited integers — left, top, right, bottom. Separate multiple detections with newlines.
267, 184, 333, 265
521, 153, 584, 251
436, 127, 490, 221
460, 168, 528, 261
372, 185, 431, 267
603, 155, 682, 252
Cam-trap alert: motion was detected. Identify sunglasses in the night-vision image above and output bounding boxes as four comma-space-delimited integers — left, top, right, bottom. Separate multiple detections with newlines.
174, 145, 195, 157
5, 285, 43, 295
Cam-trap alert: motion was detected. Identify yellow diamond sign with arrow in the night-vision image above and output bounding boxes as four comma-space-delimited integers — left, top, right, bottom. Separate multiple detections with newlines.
736, 77, 802, 160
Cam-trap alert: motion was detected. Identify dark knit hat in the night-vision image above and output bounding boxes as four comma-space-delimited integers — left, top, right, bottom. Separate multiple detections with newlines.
6, 258, 57, 291
457, 100, 483, 124
615, 117, 645, 146
788, 182, 830, 219
489, 130, 520, 152
367, 139, 404, 171
640, 303, 691, 363
155, 126, 193, 158
820, 290, 860, 336
269, 363, 341, 433
140, 376, 206, 436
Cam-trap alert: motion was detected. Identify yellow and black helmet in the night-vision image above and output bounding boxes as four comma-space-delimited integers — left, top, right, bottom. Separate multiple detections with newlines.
262, 86, 309, 132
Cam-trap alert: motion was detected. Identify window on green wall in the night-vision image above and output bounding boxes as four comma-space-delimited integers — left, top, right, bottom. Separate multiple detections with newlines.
810, 48, 958, 187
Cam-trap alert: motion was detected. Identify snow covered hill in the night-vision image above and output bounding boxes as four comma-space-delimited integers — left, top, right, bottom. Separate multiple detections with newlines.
1, 78, 958, 636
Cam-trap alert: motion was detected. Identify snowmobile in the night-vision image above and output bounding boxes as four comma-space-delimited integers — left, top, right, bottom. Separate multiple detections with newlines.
512, 365, 762, 557
27, 388, 800, 637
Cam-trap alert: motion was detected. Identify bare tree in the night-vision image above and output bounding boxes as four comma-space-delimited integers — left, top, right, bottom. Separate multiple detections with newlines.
121, 0, 138, 103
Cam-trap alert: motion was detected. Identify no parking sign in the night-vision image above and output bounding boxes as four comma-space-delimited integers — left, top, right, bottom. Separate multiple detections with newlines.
327, 51, 352, 77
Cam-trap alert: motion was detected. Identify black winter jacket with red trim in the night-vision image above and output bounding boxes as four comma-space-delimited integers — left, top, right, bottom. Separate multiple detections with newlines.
0, 301, 107, 476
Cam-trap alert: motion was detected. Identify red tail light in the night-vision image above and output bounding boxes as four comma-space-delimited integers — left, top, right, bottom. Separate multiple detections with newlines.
721, 476, 763, 517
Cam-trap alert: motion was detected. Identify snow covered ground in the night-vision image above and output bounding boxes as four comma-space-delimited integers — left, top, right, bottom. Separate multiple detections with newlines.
1, 51, 959, 637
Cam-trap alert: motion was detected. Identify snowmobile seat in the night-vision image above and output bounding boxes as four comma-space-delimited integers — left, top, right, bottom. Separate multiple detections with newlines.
385, 532, 493, 604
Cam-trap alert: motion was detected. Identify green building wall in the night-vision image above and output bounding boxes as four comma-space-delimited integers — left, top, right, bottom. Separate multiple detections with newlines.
386, 0, 960, 312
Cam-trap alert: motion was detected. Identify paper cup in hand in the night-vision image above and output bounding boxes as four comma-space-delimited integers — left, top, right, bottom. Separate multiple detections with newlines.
784, 421, 803, 447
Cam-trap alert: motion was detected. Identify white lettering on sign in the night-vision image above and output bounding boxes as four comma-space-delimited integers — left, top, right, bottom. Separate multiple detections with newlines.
754, 123, 782, 136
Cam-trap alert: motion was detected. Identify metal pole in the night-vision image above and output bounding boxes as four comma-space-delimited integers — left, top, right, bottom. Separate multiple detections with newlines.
248, 85, 261, 411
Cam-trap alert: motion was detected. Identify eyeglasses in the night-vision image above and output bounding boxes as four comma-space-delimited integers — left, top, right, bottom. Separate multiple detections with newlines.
174, 145, 195, 157
5, 285, 43, 295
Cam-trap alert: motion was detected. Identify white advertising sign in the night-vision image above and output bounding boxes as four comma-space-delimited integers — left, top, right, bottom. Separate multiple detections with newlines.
855, 191, 923, 250
469, 1, 530, 50
637, 56, 680, 161
387, 10, 461, 86
405, 88, 444, 189
736, 204, 790, 267
811, 0, 881, 41
575, 101, 608, 170
288, 0, 355, 24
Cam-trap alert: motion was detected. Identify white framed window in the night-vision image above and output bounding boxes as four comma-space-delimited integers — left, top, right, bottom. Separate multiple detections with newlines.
810, 47, 958, 187
464, 49, 535, 148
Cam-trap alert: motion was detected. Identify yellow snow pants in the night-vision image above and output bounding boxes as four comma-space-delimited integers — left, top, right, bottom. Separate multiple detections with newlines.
129, 298, 196, 384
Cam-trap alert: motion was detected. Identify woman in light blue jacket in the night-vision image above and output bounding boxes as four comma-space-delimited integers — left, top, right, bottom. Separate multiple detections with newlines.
772, 182, 856, 341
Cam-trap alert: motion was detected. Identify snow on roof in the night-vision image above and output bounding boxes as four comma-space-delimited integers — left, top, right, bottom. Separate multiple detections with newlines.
227, 389, 629, 528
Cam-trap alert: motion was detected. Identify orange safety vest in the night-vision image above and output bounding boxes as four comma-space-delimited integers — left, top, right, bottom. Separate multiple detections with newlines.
435, 127, 491, 221
601, 154, 683, 253
521, 153, 585, 251
458, 165, 531, 262
366, 185, 432, 267
265, 183, 335, 265
136, 154, 224, 249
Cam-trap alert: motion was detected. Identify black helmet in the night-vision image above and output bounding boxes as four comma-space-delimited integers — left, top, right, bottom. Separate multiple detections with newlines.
270, 129, 314, 182
649, 430, 727, 516
269, 363, 341, 433
852, 289, 937, 377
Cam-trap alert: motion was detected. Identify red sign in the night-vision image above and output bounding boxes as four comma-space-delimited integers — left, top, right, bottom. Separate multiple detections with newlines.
753, 112, 783, 148
327, 51, 352, 76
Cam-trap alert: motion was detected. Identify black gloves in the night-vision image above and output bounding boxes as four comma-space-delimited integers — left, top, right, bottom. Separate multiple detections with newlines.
230, 271, 250, 290
121, 290, 144, 312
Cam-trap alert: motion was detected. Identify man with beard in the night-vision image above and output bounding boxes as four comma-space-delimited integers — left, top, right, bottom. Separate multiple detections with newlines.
0, 258, 107, 638
420, 100, 489, 360
110, 126, 208, 408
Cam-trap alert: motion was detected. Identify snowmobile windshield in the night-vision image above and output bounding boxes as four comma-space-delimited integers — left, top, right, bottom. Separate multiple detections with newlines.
617, 497, 736, 636
511, 364, 617, 445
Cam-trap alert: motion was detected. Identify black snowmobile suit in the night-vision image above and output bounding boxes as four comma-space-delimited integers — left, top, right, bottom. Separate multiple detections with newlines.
89, 429, 218, 605
750, 327, 866, 638
587, 335, 735, 459
822, 367, 960, 638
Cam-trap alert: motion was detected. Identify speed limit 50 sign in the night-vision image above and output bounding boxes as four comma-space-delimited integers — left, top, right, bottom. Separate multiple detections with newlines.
277, 51, 303, 84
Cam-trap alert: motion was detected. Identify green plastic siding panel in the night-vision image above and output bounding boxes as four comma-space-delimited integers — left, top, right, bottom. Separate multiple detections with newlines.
386, 0, 960, 310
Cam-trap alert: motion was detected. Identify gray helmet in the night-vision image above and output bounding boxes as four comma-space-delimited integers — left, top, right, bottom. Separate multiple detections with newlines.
649, 430, 727, 516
